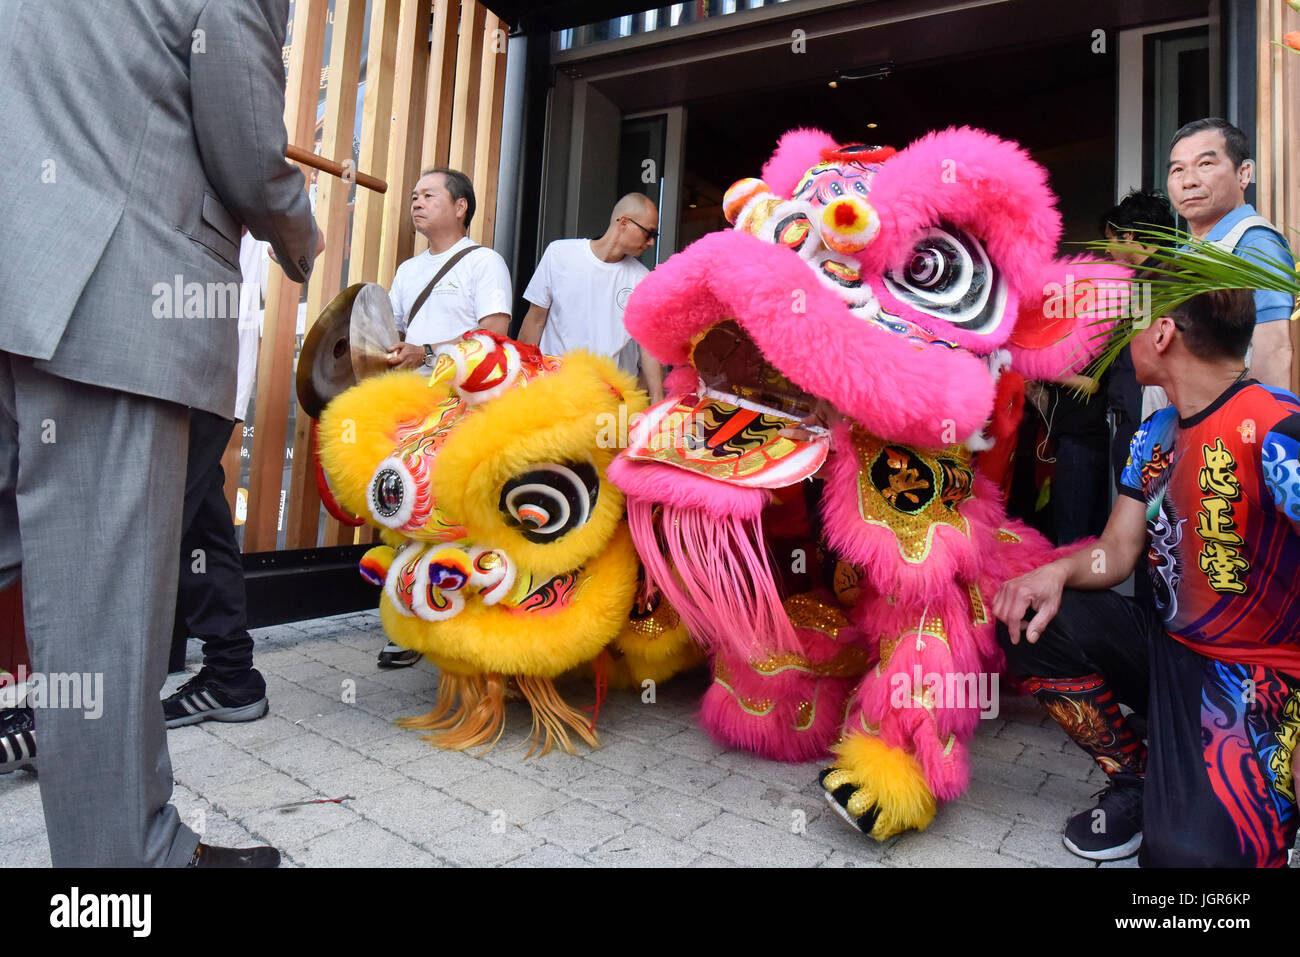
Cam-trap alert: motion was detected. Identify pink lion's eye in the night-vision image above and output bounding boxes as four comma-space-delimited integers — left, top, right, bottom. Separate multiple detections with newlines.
883, 223, 1008, 336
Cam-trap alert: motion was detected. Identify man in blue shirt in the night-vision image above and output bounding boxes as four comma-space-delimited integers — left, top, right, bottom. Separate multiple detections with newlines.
1167, 118, 1296, 390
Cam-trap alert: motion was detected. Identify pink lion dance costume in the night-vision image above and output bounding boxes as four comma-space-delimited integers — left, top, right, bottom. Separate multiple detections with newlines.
610, 127, 1129, 838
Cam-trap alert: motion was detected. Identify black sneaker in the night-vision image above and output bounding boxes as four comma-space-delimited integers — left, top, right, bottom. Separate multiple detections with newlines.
377, 641, 421, 669
0, 707, 36, 774
163, 671, 269, 729
1063, 778, 1143, 861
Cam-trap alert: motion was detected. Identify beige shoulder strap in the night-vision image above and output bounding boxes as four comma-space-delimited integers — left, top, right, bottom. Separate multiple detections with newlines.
1210, 213, 1281, 253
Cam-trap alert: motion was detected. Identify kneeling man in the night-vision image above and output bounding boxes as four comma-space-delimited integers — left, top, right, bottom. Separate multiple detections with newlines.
994, 286, 1300, 866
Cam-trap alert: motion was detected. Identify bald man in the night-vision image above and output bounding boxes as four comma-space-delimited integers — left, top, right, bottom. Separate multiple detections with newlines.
519, 193, 664, 403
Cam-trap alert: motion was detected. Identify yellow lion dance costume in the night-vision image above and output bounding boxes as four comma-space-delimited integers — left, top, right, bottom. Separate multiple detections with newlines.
316, 331, 700, 756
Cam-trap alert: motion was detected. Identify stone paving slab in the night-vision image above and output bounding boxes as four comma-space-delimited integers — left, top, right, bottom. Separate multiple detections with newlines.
4, 609, 1299, 868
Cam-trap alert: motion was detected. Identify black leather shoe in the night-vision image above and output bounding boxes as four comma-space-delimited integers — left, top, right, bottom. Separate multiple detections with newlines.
187, 842, 282, 868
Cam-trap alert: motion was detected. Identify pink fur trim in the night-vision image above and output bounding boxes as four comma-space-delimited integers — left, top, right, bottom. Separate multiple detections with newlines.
700, 676, 853, 762
625, 499, 793, 656
663, 367, 697, 395
609, 457, 768, 519
760, 128, 841, 199
853, 127, 1061, 303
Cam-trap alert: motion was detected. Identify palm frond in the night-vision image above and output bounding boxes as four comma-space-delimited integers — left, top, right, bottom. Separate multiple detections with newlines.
1070, 224, 1299, 381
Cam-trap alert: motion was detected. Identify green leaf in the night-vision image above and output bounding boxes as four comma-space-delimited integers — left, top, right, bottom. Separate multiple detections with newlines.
1070, 225, 1299, 381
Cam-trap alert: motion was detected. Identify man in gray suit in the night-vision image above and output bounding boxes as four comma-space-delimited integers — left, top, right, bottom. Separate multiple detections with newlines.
0, 0, 320, 866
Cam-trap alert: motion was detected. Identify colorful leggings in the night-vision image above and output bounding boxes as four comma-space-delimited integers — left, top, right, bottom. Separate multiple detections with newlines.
1000, 589, 1300, 867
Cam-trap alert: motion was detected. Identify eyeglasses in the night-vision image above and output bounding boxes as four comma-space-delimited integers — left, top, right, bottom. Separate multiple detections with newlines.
624, 217, 658, 241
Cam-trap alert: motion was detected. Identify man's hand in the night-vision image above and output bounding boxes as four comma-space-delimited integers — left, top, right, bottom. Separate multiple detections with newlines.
387, 343, 426, 369
993, 561, 1069, 645
268, 222, 326, 266
779, 397, 841, 441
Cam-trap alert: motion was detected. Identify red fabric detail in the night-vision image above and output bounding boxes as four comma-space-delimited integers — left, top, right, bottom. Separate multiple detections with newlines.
821, 144, 897, 164
978, 370, 1025, 495
583, 649, 610, 732
311, 420, 365, 526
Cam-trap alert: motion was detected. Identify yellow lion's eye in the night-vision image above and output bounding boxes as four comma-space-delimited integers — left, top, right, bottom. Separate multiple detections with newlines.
500, 463, 599, 542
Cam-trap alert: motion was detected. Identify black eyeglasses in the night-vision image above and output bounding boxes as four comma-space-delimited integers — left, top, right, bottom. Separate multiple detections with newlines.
624, 217, 658, 241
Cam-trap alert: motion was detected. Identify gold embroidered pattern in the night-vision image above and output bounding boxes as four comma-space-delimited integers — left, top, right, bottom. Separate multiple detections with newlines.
853, 427, 972, 563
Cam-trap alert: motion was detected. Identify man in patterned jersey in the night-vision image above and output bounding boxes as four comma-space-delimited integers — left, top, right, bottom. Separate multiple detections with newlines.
994, 286, 1300, 866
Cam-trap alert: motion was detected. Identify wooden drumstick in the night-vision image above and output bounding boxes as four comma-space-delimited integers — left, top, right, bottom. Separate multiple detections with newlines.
285, 143, 387, 194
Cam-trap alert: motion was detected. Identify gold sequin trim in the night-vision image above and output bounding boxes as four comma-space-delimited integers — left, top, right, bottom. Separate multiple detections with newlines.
796, 699, 815, 731
822, 769, 854, 792
846, 787, 877, 818
782, 592, 850, 639
747, 647, 869, 679
625, 599, 681, 638
995, 528, 1021, 544
968, 583, 988, 625
712, 659, 774, 716
878, 636, 900, 671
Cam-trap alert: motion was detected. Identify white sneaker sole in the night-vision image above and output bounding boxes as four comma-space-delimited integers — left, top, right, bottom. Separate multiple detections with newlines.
166, 697, 269, 729
1063, 831, 1142, 861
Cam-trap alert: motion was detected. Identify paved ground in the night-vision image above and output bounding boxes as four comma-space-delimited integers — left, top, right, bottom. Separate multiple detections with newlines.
2, 610, 1293, 867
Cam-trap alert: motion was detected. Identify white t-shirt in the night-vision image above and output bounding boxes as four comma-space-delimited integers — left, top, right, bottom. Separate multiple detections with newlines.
388, 236, 513, 346
236, 233, 269, 421
523, 239, 648, 374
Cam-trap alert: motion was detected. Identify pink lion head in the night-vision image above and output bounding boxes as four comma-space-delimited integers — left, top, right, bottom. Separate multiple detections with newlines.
625, 126, 1128, 449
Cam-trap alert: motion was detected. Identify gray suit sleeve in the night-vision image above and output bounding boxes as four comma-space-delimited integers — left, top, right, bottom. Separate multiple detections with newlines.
190, 0, 318, 283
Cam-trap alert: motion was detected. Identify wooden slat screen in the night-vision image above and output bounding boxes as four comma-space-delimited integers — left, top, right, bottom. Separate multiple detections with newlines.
1257, 1, 1300, 393
237, 0, 514, 554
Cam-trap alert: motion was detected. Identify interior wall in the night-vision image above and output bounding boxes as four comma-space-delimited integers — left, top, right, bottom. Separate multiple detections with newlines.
566, 83, 622, 238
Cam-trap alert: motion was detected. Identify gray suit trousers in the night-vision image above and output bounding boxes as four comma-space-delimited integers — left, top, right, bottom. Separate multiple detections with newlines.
0, 353, 199, 867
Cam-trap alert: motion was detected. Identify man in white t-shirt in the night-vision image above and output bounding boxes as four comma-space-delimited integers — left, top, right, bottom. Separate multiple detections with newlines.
378, 168, 512, 668
386, 167, 512, 371
519, 193, 664, 403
